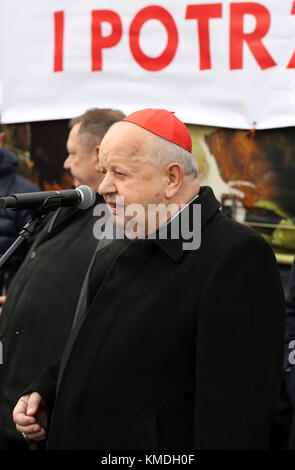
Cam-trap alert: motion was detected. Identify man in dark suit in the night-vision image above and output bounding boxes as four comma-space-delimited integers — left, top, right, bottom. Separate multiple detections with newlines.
13, 108, 285, 449
0, 108, 125, 449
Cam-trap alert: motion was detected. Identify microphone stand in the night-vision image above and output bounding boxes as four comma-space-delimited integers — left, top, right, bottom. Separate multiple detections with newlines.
0, 195, 63, 269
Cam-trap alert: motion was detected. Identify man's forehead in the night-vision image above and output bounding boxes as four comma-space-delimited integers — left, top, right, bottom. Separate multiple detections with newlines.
99, 150, 146, 174
100, 122, 152, 160
67, 122, 80, 144
69, 122, 81, 138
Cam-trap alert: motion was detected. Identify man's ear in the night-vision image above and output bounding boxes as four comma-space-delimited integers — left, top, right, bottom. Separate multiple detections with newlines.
94, 145, 100, 171
0, 132, 5, 148
165, 163, 183, 199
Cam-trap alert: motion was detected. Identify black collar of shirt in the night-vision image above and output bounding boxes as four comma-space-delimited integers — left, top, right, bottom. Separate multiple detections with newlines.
152, 186, 220, 262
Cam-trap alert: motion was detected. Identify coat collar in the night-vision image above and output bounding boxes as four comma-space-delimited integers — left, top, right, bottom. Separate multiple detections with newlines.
152, 186, 220, 262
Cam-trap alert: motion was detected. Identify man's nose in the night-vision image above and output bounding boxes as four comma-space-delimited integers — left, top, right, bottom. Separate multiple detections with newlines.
63, 156, 71, 170
98, 173, 116, 195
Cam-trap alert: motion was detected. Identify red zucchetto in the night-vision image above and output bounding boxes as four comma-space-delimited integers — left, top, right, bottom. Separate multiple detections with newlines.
122, 108, 192, 152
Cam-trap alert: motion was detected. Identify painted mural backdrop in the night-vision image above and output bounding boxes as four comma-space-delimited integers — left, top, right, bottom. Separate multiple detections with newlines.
188, 124, 295, 256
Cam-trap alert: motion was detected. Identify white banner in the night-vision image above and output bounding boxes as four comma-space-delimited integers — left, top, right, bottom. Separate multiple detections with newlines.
1, 0, 295, 129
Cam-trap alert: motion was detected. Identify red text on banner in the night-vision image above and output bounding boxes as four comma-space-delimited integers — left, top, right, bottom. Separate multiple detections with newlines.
230, 2, 276, 70
185, 3, 222, 70
287, 1, 295, 68
53, 3, 295, 73
129, 6, 179, 71
92, 10, 122, 71
54, 11, 64, 72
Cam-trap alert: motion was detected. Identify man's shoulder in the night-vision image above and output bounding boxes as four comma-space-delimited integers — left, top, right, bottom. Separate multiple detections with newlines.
210, 209, 271, 249
53, 193, 103, 224
195, 197, 275, 275
41, 193, 104, 241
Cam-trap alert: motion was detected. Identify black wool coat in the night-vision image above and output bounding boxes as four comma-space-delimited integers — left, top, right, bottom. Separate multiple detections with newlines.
28, 187, 285, 450
0, 195, 104, 441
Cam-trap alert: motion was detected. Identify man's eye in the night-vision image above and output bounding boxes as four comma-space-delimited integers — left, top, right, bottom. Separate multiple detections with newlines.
115, 171, 125, 177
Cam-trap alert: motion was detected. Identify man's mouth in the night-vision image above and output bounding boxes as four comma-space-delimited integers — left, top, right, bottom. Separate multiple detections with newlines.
107, 201, 124, 214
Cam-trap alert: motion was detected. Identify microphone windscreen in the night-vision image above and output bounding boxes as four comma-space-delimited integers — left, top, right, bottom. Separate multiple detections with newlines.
76, 185, 96, 210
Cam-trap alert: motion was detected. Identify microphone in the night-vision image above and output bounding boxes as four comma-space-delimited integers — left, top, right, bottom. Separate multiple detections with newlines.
0, 185, 96, 211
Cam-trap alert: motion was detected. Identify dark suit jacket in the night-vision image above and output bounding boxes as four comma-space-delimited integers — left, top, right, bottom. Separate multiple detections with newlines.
0, 195, 105, 441
27, 186, 285, 450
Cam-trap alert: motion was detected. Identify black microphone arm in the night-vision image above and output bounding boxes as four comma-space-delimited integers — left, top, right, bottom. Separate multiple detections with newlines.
0, 185, 96, 211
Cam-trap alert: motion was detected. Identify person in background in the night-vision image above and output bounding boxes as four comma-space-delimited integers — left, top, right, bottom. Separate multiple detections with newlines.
0, 108, 125, 450
0, 123, 40, 296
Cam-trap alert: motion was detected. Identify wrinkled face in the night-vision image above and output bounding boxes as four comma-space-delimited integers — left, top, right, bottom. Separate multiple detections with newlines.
98, 123, 168, 237
64, 123, 100, 189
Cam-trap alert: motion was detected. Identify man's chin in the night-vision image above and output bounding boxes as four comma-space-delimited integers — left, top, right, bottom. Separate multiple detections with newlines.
110, 212, 147, 239
111, 212, 126, 229
112, 215, 124, 224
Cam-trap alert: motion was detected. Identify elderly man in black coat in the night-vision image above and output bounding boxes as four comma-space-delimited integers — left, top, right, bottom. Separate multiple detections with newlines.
13, 108, 285, 450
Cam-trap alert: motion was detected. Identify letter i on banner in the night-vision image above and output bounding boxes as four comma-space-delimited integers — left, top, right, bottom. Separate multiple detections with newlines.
54, 11, 64, 72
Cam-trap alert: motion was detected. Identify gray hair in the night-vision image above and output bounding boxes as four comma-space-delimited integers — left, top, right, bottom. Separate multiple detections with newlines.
150, 133, 198, 177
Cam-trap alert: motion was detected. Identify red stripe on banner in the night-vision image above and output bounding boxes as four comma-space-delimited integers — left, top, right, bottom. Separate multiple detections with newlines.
287, 1, 295, 68
129, 6, 178, 72
230, 2, 276, 70
54, 11, 64, 72
185, 4, 222, 70
91, 10, 122, 71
